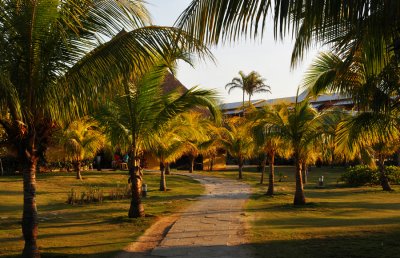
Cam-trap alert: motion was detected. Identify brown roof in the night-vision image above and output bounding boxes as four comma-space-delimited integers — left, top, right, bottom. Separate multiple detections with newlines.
162, 73, 188, 94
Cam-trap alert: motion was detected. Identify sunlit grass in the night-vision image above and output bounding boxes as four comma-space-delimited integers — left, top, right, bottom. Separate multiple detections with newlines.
196, 165, 400, 258
0, 170, 204, 258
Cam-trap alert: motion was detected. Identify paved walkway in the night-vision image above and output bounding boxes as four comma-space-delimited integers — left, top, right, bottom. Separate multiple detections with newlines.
117, 173, 253, 258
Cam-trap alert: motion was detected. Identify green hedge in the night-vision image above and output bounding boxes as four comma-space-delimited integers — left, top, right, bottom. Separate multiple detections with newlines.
341, 165, 400, 186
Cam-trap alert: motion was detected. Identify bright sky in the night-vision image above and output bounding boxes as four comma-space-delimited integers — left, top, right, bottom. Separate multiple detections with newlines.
146, 0, 321, 103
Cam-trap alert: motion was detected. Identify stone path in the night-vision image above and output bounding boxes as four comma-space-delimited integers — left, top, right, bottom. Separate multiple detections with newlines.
116, 173, 253, 258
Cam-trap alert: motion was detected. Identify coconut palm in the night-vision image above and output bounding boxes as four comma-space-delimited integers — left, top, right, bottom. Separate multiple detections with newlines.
150, 122, 187, 191
225, 71, 270, 115
198, 120, 225, 171
222, 116, 255, 179
262, 100, 341, 204
177, 1, 400, 70
57, 118, 105, 180
176, 112, 217, 173
336, 111, 400, 191
96, 64, 220, 217
0, 1, 212, 256
250, 104, 291, 194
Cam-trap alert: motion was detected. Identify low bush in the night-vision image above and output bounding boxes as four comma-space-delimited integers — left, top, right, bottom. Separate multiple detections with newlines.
341, 165, 400, 186
67, 183, 131, 205
67, 185, 104, 205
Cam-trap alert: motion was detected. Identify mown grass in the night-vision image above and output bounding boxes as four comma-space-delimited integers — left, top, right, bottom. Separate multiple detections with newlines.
197, 165, 400, 258
0, 170, 204, 258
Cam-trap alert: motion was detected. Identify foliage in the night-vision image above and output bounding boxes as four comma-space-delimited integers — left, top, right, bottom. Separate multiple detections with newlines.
67, 186, 104, 205
225, 71, 271, 111
56, 118, 105, 164
341, 165, 400, 186
177, 0, 399, 71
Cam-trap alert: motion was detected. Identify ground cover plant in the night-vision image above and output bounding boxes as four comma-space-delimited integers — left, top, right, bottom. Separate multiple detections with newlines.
0, 170, 204, 258
197, 165, 400, 258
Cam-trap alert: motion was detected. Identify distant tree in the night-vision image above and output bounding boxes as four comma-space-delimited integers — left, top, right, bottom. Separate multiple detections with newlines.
250, 104, 291, 194
96, 64, 220, 218
222, 116, 255, 179
225, 71, 270, 115
57, 118, 105, 180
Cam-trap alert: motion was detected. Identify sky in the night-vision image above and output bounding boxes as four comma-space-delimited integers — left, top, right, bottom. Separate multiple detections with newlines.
146, 0, 321, 103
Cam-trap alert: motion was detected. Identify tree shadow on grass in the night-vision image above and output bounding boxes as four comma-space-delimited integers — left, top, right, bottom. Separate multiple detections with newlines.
250, 230, 400, 258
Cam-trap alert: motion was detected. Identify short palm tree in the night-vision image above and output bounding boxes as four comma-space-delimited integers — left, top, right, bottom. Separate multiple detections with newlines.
250, 105, 291, 195
264, 100, 340, 205
0, 2, 212, 255
96, 64, 220, 218
149, 122, 187, 191
225, 71, 270, 115
57, 118, 105, 180
336, 111, 400, 191
222, 116, 255, 179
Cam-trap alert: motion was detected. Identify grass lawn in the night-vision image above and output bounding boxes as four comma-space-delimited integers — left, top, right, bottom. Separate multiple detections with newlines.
0, 170, 204, 258
197, 165, 400, 258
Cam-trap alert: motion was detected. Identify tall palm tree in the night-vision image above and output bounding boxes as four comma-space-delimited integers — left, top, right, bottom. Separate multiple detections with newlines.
245, 71, 271, 104
176, 1, 400, 70
57, 118, 105, 180
96, 65, 220, 218
225, 71, 270, 115
222, 116, 255, 179
0, 1, 211, 256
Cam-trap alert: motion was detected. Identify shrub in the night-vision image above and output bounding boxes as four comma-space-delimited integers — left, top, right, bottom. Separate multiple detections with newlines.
341, 165, 400, 186
66, 185, 103, 205
385, 166, 400, 184
109, 184, 131, 200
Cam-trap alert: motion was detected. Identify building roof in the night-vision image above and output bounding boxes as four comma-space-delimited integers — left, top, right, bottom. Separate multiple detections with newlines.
221, 90, 353, 114
162, 73, 188, 94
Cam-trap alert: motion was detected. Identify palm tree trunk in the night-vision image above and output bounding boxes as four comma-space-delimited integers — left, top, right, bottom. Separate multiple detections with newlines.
159, 162, 167, 191
74, 160, 82, 180
378, 155, 392, 191
294, 159, 306, 205
210, 154, 215, 171
266, 152, 275, 196
242, 88, 245, 116
21, 147, 40, 258
165, 162, 170, 175
238, 158, 244, 179
189, 155, 195, 173
128, 149, 145, 218
259, 156, 267, 184
302, 161, 307, 185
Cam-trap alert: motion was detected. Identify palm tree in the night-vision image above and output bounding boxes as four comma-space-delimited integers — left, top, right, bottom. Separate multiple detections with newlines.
96, 64, 220, 218
336, 111, 400, 191
176, 1, 399, 70
225, 71, 270, 115
245, 71, 271, 104
262, 100, 340, 204
250, 105, 291, 194
150, 121, 188, 191
222, 116, 255, 179
0, 1, 212, 256
176, 112, 216, 173
198, 120, 225, 171
57, 118, 105, 180
304, 51, 400, 191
